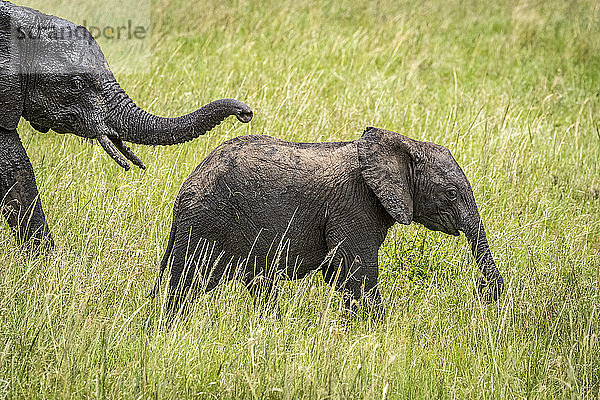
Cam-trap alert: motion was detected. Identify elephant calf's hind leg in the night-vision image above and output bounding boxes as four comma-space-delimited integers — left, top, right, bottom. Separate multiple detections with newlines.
0, 129, 53, 251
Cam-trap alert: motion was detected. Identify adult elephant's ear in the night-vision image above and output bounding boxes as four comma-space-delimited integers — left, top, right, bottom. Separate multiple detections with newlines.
357, 127, 416, 225
0, 6, 23, 131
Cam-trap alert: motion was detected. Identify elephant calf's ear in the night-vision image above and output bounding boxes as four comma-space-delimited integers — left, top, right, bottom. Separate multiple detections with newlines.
357, 128, 413, 225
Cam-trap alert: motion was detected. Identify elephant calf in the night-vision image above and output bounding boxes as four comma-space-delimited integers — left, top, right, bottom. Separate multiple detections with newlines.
153, 127, 504, 316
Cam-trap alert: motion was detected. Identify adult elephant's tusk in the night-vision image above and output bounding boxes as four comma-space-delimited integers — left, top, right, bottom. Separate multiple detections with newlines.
97, 134, 130, 170
109, 137, 146, 170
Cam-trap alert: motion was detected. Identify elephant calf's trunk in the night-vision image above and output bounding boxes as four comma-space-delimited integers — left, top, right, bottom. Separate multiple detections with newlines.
464, 219, 504, 303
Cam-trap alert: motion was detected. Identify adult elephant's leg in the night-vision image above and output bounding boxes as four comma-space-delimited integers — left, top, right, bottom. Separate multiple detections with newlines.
0, 129, 53, 250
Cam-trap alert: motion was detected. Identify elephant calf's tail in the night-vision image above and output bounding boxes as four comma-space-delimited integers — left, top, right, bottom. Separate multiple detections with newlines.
149, 219, 177, 299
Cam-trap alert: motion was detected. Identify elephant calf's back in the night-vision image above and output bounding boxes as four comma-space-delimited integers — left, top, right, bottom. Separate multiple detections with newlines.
185, 134, 356, 189
172, 135, 357, 275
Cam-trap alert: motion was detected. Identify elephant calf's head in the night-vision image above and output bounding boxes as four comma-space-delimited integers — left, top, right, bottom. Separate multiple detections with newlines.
357, 127, 504, 302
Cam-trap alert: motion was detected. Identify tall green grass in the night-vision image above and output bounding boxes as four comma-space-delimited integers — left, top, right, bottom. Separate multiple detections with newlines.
1, 0, 599, 398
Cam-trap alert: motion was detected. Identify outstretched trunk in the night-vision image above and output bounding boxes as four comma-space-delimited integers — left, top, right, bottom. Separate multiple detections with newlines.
104, 81, 253, 146
462, 201, 504, 302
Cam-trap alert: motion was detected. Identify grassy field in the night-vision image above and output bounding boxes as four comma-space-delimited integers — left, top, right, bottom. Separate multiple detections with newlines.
1, 0, 600, 398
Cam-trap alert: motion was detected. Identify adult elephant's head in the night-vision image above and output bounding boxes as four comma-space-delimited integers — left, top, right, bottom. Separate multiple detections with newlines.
0, 2, 253, 170
357, 127, 504, 303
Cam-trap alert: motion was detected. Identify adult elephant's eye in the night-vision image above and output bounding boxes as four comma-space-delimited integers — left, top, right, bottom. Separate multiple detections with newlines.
447, 188, 457, 201
69, 76, 85, 92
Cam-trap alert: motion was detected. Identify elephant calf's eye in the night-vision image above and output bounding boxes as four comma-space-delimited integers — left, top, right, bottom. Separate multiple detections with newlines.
447, 188, 457, 201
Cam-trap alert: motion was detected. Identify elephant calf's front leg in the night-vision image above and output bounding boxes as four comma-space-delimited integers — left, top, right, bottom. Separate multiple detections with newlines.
323, 250, 384, 320
0, 129, 53, 251
343, 262, 383, 320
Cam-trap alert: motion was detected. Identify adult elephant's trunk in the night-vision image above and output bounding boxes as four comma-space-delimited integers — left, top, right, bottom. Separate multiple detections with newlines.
104, 82, 253, 146
461, 200, 504, 303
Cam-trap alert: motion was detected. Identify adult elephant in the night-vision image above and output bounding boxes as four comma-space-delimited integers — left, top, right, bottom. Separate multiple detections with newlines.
0, 2, 253, 250
153, 128, 504, 318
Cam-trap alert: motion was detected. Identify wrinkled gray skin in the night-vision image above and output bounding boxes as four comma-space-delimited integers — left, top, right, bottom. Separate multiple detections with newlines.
0, 1, 253, 250
153, 127, 504, 318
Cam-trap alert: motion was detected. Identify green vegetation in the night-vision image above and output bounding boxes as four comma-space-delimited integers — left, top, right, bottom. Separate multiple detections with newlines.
1, 0, 599, 397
